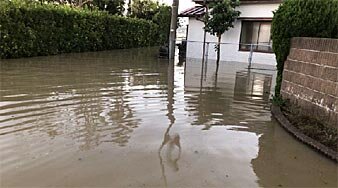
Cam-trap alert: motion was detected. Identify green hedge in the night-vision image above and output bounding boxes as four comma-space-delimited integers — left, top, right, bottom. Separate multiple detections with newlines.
271, 0, 338, 96
0, 0, 160, 59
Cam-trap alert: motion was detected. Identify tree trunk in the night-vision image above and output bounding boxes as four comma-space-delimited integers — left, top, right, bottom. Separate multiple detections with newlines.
216, 34, 221, 74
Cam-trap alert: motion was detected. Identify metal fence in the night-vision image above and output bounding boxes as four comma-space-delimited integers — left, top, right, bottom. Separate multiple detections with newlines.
178, 40, 275, 69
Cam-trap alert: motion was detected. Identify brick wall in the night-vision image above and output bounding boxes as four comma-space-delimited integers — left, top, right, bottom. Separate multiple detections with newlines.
281, 37, 338, 128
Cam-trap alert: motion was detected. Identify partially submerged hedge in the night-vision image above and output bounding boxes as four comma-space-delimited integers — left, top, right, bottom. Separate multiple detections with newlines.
271, 0, 338, 95
0, 0, 159, 59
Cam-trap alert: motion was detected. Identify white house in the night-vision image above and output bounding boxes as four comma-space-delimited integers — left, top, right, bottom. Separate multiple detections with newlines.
179, 0, 282, 66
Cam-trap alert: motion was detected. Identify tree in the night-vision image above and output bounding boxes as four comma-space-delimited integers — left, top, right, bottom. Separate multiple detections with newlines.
204, 0, 240, 73
127, 0, 132, 16
130, 0, 159, 20
39, 0, 125, 15
42, 0, 94, 7
130, 0, 171, 44
152, 5, 171, 44
92, 0, 125, 15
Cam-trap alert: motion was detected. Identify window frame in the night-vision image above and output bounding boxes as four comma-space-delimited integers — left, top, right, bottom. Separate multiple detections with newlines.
238, 20, 273, 54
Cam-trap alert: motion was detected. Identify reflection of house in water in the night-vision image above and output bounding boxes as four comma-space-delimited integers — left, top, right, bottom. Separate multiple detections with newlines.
184, 59, 275, 131
234, 71, 272, 102
182, 61, 337, 187
183, 60, 337, 187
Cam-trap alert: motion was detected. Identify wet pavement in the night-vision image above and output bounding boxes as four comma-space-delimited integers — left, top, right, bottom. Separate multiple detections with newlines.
0, 47, 337, 187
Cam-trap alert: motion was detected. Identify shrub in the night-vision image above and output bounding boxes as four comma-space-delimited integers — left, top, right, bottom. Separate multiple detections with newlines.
0, 0, 160, 59
271, 0, 338, 95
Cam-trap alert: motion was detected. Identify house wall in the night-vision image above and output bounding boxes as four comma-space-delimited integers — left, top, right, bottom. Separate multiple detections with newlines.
186, 3, 280, 66
184, 58, 276, 95
281, 37, 338, 128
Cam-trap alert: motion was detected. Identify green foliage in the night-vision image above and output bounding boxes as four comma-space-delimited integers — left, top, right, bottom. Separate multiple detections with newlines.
129, 0, 171, 44
0, 0, 160, 59
39, 0, 125, 15
130, 0, 158, 20
41, 0, 96, 7
92, 0, 125, 15
271, 0, 338, 96
204, 0, 240, 37
271, 95, 287, 107
152, 5, 171, 44
204, 0, 240, 70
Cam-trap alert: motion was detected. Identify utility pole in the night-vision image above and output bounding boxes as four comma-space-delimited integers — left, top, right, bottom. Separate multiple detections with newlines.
169, 0, 179, 59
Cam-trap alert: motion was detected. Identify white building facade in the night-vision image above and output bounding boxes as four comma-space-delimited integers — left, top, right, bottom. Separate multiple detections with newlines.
180, 0, 282, 66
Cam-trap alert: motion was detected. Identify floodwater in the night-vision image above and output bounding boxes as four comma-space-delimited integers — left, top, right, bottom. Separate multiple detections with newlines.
0, 47, 336, 187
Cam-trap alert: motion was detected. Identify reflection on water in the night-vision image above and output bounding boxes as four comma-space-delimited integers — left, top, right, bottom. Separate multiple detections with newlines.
184, 60, 273, 130
234, 70, 272, 102
0, 48, 336, 187
158, 60, 182, 187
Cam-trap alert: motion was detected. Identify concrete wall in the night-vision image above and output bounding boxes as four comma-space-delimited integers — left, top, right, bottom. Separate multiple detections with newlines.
281, 37, 338, 128
186, 3, 279, 66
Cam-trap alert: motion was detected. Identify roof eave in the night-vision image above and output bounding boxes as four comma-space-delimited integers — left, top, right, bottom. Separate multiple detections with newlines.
193, 0, 283, 5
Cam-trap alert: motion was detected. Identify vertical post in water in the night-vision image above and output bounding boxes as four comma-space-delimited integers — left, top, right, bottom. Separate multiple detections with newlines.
169, 0, 179, 59
248, 44, 253, 68
204, 42, 209, 79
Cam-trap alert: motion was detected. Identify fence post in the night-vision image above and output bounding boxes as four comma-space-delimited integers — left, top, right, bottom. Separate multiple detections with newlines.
205, 42, 209, 60
204, 42, 209, 79
248, 44, 253, 68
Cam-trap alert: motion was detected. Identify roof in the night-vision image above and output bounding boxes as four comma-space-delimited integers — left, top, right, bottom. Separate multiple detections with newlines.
179, 0, 282, 17
179, 6, 205, 17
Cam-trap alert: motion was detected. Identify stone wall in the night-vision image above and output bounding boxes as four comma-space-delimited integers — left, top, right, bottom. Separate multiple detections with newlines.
281, 37, 338, 128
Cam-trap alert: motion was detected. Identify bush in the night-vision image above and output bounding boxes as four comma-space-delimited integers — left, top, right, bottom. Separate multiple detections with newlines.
0, 0, 160, 59
271, 0, 338, 96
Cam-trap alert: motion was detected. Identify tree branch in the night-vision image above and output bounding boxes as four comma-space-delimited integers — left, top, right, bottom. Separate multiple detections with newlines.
78, 0, 93, 7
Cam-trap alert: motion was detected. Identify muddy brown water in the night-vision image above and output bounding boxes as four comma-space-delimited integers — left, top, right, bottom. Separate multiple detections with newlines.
0, 48, 337, 187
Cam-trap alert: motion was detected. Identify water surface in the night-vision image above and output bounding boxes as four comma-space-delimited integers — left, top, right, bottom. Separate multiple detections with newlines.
0, 48, 337, 187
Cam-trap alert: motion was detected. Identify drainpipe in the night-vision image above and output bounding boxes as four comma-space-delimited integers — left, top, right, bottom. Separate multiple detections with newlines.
169, 0, 179, 59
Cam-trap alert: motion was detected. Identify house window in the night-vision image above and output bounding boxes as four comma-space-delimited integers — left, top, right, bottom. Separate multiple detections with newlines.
239, 21, 273, 53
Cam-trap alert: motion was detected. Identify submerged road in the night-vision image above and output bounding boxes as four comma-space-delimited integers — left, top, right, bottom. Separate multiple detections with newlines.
0, 47, 336, 187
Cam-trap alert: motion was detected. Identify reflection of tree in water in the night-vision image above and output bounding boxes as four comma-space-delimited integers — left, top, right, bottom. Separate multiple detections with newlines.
100, 95, 140, 147
195, 92, 229, 128
67, 57, 169, 150
186, 72, 232, 129
0, 48, 167, 150
70, 71, 142, 150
